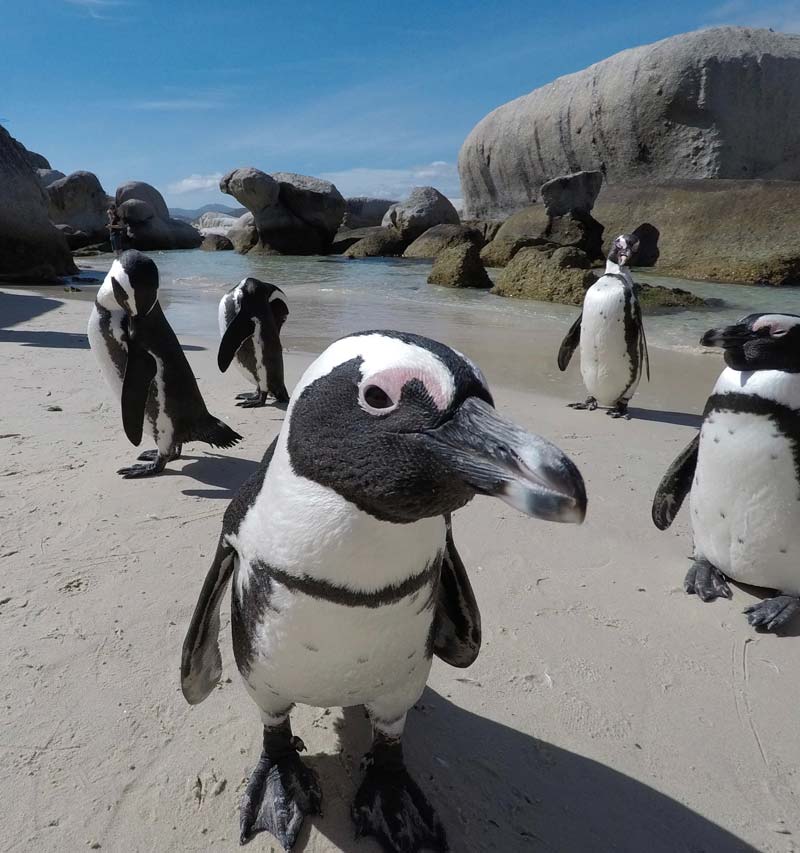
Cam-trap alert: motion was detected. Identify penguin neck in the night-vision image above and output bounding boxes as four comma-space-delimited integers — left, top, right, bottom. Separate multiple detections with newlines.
605, 259, 626, 275
239, 430, 446, 592
96, 278, 121, 312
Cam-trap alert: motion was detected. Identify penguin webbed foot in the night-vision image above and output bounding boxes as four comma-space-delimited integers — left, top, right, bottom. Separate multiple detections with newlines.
136, 445, 181, 462
684, 559, 732, 602
240, 729, 321, 849
236, 390, 269, 409
352, 739, 448, 853
744, 596, 800, 632
606, 401, 630, 420
117, 453, 169, 478
567, 397, 597, 411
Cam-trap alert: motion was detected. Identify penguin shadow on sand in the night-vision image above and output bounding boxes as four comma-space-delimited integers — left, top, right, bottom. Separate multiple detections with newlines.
296, 692, 756, 853
171, 451, 261, 500
625, 407, 704, 428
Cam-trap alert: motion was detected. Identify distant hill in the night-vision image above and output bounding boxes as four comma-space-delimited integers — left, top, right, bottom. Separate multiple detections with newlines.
169, 203, 247, 222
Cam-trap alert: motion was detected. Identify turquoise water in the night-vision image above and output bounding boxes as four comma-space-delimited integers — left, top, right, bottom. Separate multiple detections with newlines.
75, 249, 800, 358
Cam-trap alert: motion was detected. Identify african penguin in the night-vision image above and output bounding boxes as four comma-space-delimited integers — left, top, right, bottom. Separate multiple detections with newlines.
87, 250, 242, 478
653, 313, 800, 631
181, 330, 587, 852
218, 277, 290, 407
557, 233, 649, 419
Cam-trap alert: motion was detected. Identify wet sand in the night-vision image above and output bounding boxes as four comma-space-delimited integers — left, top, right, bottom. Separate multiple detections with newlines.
1, 286, 797, 853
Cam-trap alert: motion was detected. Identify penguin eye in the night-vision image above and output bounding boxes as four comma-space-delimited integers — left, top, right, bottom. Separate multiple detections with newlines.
771, 328, 788, 337
363, 385, 393, 410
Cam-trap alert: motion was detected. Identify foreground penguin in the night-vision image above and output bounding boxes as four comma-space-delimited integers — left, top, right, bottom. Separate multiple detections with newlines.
218, 277, 290, 407
87, 250, 242, 477
653, 313, 800, 631
557, 233, 649, 418
181, 331, 587, 851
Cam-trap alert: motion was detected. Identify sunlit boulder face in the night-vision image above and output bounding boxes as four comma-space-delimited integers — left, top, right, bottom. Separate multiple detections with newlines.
459, 27, 800, 218
0, 126, 76, 281
220, 168, 345, 254
47, 171, 111, 248
114, 181, 202, 250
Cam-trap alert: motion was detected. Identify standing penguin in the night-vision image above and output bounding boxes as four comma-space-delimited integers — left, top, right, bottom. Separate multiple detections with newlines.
87, 250, 242, 478
557, 233, 649, 418
653, 313, 800, 631
218, 277, 290, 407
181, 331, 587, 852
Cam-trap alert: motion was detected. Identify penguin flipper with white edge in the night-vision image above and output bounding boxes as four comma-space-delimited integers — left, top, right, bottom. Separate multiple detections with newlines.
651, 432, 699, 530
180, 330, 587, 852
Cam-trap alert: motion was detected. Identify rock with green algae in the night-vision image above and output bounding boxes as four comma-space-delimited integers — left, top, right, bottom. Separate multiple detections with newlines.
428, 242, 492, 288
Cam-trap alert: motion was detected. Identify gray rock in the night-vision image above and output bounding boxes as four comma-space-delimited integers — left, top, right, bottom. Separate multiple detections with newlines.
47, 171, 111, 246
114, 181, 201, 250
272, 172, 345, 235
382, 187, 460, 240
219, 168, 280, 215
9, 137, 51, 171
493, 247, 597, 304
227, 212, 258, 254
201, 233, 234, 251
196, 211, 239, 235
331, 226, 386, 254
37, 168, 66, 188
462, 219, 503, 244
493, 205, 604, 260
540, 171, 603, 217
550, 246, 591, 269
403, 224, 483, 259
480, 237, 546, 268
344, 227, 408, 258
428, 242, 492, 288
0, 126, 75, 281
343, 197, 397, 228
460, 27, 800, 218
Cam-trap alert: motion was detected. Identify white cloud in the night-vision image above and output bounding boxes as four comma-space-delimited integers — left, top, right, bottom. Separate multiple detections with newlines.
167, 173, 223, 195
65, 0, 135, 20
706, 0, 800, 31
131, 99, 222, 111
319, 161, 461, 201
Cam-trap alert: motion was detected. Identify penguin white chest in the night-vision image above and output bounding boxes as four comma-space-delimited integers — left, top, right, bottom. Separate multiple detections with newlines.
579, 280, 636, 405
691, 412, 800, 594
87, 305, 127, 398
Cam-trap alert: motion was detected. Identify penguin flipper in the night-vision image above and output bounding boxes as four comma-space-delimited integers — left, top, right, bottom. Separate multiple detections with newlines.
652, 432, 700, 530
433, 515, 481, 668
557, 313, 582, 371
120, 337, 157, 446
218, 310, 256, 372
634, 298, 650, 382
181, 536, 235, 704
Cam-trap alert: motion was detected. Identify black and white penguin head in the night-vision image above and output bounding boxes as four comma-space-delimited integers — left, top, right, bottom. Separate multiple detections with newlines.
608, 234, 640, 268
701, 313, 800, 372
102, 250, 159, 317
284, 331, 587, 525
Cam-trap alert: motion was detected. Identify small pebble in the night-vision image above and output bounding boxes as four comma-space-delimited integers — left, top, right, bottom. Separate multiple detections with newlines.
47, 406, 62, 412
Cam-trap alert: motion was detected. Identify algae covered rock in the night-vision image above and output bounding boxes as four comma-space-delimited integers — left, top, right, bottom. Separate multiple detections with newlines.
428, 242, 492, 288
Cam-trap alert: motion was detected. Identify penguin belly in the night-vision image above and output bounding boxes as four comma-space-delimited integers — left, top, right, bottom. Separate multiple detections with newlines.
233, 566, 437, 712
579, 281, 637, 406
691, 412, 800, 595
88, 304, 127, 398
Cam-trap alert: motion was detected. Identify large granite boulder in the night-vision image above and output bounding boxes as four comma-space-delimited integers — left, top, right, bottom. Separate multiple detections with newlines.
37, 168, 66, 188
47, 171, 110, 247
493, 247, 598, 304
540, 171, 603, 217
481, 237, 546, 268
593, 180, 800, 284
403, 224, 483, 259
343, 226, 408, 258
10, 137, 51, 171
115, 181, 202, 250
343, 197, 397, 228
201, 233, 233, 251
462, 218, 503, 244
382, 187, 460, 240
492, 205, 604, 260
330, 226, 386, 254
428, 243, 492, 288
196, 211, 239, 235
220, 167, 345, 254
0, 126, 76, 281
460, 27, 800, 218
227, 212, 258, 254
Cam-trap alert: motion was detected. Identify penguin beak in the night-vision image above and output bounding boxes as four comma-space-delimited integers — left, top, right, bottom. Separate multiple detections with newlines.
700, 323, 753, 348
421, 397, 587, 523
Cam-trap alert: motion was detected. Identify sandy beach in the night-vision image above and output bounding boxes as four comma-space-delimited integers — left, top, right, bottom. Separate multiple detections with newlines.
2, 283, 798, 853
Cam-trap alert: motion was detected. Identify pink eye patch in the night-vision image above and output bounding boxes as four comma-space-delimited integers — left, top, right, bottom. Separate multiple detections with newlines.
363, 366, 452, 411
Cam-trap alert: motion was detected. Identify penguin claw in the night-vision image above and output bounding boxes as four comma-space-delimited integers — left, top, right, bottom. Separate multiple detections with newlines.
567, 397, 597, 411
116, 460, 166, 478
352, 757, 448, 853
239, 747, 321, 849
744, 596, 800, 632
684, 560, 732, 602
136, 449, 159, 461
235, 391, 256, 400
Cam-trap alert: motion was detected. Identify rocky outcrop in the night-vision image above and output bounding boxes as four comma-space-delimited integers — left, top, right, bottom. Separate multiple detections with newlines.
201, 233, 233, 251
636, 281, 705, 309
220, 168, 345, 254
47, 171, 110, 248
540, 171, 603, 217
0, 126, 76, 281
227, 212, 258, 254
37, 168, 66, 188
403, 224, 483, 259
428, 243, 492, 288
331, 226, 386, 254
382, 187, 460, 240
10, 137, 51, 171
593, 180, 800, 284
493, 247, 597, 304
492, 205, 604, 261
460, 27, 800, 218
480, 237, 546, 268
462, 219, 503, 244
343, 197, 397, 228
115, 181, 202, 250
343, 227, 408, 258
196, 211, 239, 235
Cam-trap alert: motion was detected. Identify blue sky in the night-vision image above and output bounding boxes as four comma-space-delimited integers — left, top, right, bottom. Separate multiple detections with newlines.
3, 0, 798, 209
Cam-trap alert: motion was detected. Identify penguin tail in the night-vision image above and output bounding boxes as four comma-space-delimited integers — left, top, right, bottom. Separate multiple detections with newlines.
192, 415, 243, 449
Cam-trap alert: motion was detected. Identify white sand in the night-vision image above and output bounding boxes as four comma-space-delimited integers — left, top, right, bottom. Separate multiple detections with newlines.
1, 286, 796, 853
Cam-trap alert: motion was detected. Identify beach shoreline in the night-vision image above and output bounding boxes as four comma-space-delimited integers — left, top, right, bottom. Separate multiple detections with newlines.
1, 287, 796, 852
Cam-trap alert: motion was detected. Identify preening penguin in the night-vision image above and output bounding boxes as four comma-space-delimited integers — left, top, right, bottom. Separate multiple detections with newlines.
218, 277, 290, 407
653, 313, 800, 631
558, 233, 649, 419
87, 250, 242, 477
181, 331, 587, 852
